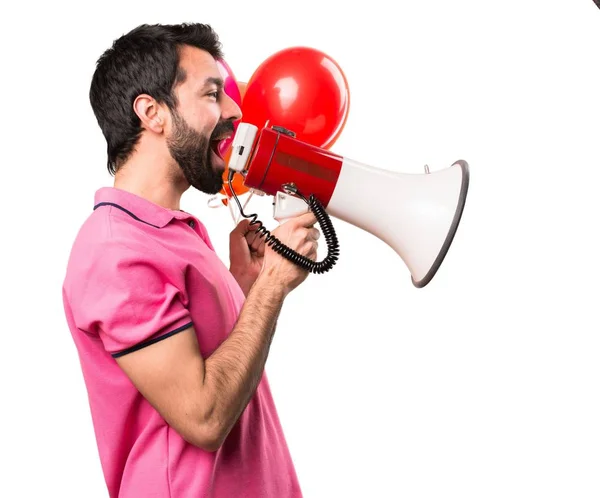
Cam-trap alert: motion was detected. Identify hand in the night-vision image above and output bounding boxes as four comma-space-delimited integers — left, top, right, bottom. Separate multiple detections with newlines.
261, 212, 321, 296
229, 218, 266, 296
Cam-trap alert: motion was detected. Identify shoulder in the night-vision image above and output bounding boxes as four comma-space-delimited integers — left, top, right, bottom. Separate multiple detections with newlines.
62, 206, 180, 301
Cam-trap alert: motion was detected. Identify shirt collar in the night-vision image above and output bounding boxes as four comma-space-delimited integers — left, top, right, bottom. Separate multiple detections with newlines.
93, 187, 196, 228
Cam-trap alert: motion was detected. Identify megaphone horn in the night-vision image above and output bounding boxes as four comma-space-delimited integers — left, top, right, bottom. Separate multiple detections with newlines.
226, 123, 469, 288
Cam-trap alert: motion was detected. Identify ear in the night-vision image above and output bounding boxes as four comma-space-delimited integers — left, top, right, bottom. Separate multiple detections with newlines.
132, 94, 165, 134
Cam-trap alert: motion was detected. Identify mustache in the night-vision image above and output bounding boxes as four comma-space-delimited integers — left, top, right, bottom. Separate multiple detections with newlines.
210, 119, 235, 140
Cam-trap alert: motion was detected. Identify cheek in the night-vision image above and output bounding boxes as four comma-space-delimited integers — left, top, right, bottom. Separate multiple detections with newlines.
174, 90, 216, 124
205, 115, 221, 134
187, 106, 221, 135
205, 106, 221, 129
175, 85, 219, 124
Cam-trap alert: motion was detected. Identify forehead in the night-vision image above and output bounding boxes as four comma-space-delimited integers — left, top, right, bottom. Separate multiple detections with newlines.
177, 45, 221, 88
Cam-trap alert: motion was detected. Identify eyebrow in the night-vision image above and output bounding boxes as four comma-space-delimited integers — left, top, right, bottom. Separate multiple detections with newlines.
201, 76, 224, 91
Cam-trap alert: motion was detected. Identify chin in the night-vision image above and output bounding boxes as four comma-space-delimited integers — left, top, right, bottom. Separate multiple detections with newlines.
211, 160, 225, 175
211, 159, 226, 180
202, 173, 225, 195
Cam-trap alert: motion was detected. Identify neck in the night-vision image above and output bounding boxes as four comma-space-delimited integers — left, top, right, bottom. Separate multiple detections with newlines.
113, 151, 188, 211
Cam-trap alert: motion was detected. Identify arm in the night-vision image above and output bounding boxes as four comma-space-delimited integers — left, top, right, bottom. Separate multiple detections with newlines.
116, 275, 283, 451
115, 212, 320, 452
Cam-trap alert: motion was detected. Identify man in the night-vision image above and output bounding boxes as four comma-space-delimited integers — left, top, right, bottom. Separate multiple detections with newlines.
62, 23, 319, 498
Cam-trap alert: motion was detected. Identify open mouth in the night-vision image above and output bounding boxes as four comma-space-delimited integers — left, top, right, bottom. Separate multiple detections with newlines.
210, 138, 225, 159
210, 131, 234, 160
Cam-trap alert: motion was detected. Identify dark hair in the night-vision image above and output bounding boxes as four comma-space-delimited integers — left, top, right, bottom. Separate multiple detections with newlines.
89, 23, 224, 175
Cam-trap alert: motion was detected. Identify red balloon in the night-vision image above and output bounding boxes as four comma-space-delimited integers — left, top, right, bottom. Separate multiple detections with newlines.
242, 47, 350, 149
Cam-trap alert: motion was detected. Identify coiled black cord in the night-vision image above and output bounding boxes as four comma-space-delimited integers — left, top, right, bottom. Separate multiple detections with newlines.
227, 171, 340, 274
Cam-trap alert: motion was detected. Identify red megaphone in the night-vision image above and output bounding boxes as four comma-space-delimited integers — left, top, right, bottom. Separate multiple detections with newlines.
226, 123, 469, 287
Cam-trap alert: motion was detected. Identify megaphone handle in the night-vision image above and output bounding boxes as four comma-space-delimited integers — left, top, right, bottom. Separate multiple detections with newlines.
227, 172, 340, 274
267, 194, 340, 274
273, 191, 311, 222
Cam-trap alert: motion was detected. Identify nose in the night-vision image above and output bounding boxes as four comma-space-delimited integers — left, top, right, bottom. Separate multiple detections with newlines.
222, 91, 242, 122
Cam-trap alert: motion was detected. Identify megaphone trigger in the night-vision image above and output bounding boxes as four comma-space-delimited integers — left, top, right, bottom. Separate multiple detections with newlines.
273, 188, 311, 223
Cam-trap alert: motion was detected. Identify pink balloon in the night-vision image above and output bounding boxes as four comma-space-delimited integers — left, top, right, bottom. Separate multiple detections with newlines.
216, 59, 243, 107
216, 59, 243, 156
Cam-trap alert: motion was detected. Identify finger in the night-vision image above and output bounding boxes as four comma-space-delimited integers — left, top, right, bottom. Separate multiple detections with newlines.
293, 211, 318, 228
247, 220, 260, 232
306, 246, 318, 261
231, 218, 251, 236
244, 227, 260, 245
255, 238, 266, 257
244, 221, 262, 237
237, 221, 262, 242
250, 233, 266, 252
301, 241, 318, 258
297, 227, 320, 242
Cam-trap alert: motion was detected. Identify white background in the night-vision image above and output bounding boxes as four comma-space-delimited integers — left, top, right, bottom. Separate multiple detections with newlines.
1, 0, 599, 496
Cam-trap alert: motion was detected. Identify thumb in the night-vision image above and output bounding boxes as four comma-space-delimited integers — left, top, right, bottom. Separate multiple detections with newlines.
231, 218, 252, 236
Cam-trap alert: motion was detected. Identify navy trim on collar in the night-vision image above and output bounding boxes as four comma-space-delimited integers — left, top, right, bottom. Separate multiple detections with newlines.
93, 201, 162, 229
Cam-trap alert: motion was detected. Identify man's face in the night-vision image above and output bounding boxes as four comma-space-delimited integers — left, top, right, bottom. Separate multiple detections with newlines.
167, 46, 241, 194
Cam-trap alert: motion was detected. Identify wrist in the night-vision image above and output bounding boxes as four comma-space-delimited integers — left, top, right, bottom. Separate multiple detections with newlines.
250, 271, 288, 302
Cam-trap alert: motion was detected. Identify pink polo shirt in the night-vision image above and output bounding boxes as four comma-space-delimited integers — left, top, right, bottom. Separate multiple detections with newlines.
62, 187, 302, 498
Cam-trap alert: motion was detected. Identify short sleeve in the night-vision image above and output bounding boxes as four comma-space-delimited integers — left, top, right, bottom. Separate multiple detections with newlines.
71, 241, 193, 358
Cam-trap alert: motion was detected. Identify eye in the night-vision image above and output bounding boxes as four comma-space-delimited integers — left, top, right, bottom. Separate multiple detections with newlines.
207, 91, 219, 100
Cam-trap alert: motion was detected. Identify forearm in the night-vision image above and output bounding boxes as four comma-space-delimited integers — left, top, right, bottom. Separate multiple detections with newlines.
201, 273, 284, 443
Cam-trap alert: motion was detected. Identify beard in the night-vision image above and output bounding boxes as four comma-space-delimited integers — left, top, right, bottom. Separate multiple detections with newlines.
166, 109, 234, 194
